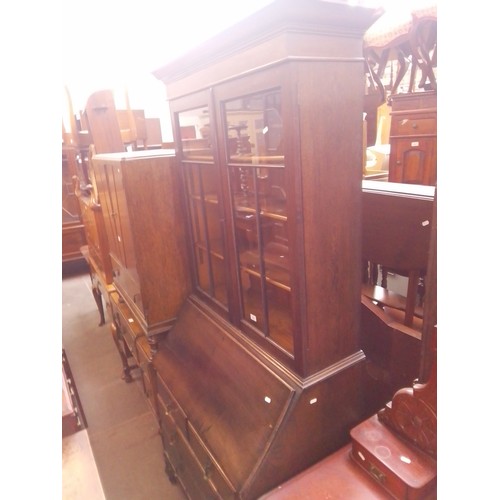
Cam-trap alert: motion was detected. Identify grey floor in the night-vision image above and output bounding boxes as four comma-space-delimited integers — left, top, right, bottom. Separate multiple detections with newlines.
62, 265, 187, 500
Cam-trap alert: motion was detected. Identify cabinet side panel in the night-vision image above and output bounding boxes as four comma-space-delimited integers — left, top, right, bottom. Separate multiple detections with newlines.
244, 356, 366, 499
122, 155, 191, 328
296, 60, 364, 371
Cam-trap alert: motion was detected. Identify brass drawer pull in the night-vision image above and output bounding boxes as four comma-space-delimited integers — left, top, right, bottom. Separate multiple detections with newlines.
368, 462, 386, 484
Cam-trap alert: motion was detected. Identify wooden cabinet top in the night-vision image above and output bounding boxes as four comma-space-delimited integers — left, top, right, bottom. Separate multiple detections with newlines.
154, 0, 382, 99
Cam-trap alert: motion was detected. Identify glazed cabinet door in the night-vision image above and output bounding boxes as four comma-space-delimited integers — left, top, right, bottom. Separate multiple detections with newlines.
221, 88, 293, 355
172, 80, 297, 360
173, 96, 230, 313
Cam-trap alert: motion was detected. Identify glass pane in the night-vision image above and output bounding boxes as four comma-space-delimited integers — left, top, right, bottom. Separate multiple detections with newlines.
224, 90, 292, 353
225, 91, 283, 165
178, 106, 213, 161
178, 106, 228, 308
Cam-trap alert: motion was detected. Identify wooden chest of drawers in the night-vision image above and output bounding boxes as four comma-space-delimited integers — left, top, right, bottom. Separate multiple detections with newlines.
388, 91, 437, 186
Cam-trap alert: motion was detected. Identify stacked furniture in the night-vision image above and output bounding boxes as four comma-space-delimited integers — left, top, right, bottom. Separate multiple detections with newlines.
151, 1, 382, 498
62, 145, 87, 266
70, 89, 191, 413
92, 149, 191, 415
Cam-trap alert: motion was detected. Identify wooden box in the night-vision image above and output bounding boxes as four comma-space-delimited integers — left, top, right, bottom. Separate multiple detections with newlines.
350, 415, 437, 499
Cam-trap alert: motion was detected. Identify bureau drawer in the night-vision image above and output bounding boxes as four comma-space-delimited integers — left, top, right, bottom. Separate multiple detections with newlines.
159, 397, 179, 446
116, 304, 145, 359
159, 399, 218, 499
187, 421, 237, 499
170, 429, 219, 500
157, 375, 188, 438
391, 116, 436, 136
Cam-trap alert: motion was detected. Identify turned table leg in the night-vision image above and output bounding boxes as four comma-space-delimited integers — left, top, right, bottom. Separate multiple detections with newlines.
110, 319, 133, 383
91, 281, 105, 326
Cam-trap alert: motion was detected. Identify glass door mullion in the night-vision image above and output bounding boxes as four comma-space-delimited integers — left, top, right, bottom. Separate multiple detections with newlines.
252, 167, 270, 336
196, 165, 216, 297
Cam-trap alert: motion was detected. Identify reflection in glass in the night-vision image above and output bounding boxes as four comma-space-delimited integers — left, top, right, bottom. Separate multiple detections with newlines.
223, 90, 292, 353
178, 106, 213, 161
178, 107, 228, 308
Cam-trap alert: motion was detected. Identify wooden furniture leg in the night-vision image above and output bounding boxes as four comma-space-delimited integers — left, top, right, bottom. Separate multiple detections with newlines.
91, 278, 105, 326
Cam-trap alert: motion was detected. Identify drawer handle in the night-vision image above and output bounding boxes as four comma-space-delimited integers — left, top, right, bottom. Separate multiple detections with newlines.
165, 404, 178, 416
412, 122, 418, 129
368, 462, 386, 484
204, 462, 213, 479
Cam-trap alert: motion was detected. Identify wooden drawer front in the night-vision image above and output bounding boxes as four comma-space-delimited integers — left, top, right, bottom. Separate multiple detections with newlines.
171, 430, 219, 500
157, 375, 188, 439
187, 421, 237, 499
159, 398, 180, 449
115, 298, 145, 360
62, 225, 86, 260
391, 116, 436, 136
136, 337, 157, 416
159, 399, 218, 499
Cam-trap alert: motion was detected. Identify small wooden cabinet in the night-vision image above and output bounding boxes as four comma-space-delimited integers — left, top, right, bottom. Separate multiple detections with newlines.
388, 91, 437, 186
152, 1, 381, 498
62, 145, 87, 264
92, 149, 191, 349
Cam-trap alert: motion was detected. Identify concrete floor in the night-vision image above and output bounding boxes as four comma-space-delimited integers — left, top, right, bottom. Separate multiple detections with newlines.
62, 265, 187, 500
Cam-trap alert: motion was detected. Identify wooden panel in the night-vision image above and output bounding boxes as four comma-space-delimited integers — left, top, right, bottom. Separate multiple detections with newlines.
62, 223, 86, 262
84, 90, 125, 154
361, 181, 435, 270
390, 116, 436, 136
154, 299, 295, 490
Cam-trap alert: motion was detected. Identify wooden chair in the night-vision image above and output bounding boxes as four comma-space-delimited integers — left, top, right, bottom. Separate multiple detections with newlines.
84, 89, 126, 154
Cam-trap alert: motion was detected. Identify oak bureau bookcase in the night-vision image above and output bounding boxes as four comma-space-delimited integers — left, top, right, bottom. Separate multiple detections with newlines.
152, 1, 382, 498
